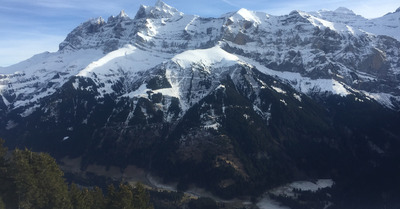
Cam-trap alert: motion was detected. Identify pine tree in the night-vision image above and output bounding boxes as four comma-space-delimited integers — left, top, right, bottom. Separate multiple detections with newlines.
133, 182, 154, 209
106, 184, 117, 209
11, 148, 71, 209
90, 186, 105, 209
70, 184, 107, 209
70, 183, 84, 209
0, 139, 8, 201
115, 184, 134, 209
107, 183, 135, 209
0, 139, 17, 209
11, 149, 36, 209
106, 182, 154, 209
0, 196, 5, 209
0, 139, 8, 189
81, 188, 94, 209
0, 139, 6, 166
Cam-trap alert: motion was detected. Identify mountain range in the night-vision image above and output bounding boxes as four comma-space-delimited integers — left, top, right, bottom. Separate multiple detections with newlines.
1, 1, 400, 208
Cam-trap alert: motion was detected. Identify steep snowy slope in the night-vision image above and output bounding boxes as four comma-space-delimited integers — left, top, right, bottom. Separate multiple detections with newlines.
0, 49, 105, 110
367, 8, 400, 41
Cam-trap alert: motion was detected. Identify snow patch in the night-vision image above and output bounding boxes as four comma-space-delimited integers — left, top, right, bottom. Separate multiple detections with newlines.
293, 93, 302, 102
368, 141, 384, 154
172, 46, 239, 69
204, 123, 220, 130
20, 104, 40, 117
253, 104, 272, 124
288, 179, 334, 192
216, 84, 226, 90
355, 97, 364, 102
272, 86, 286, 94
270, 179, 335, 197
257, 179, 335, 209
72, 79, 79, 90
363, 92, 396, 109
6, 120, 17, 130
280, 99, 287, 106
153, 87, 180, 98
201, 108, 221, 131
1, 95, 10, 106
257, 197, 290, 209
147, 174, 177, 192
123, 84, 150, 99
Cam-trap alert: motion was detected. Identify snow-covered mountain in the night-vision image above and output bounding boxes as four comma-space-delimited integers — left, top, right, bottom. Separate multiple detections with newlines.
311, 7, 400, 41
1, 1, 399, 114
1, 1, 400, 205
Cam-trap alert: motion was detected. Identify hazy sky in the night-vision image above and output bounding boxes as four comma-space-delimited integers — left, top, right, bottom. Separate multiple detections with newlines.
0, 0, 399, 67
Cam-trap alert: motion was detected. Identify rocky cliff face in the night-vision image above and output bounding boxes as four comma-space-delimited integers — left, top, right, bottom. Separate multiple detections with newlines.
1, 1, 400, 202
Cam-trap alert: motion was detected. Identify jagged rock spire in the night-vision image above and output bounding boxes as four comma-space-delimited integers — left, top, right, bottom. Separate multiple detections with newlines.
108, 10, 130, 23
118, 10, 128, 18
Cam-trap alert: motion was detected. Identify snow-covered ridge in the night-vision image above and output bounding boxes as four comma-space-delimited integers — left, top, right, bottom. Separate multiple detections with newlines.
310, 7, 400, 41
297, 11, 363, 35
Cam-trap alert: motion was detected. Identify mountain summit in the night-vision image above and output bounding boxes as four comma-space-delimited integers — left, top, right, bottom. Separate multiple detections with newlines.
334, 7, 355, 14
1, 2, 400, 207
135, 0, 183, 19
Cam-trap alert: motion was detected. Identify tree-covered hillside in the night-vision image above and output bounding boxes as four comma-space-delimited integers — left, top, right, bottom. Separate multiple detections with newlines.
0, 139, 153, 209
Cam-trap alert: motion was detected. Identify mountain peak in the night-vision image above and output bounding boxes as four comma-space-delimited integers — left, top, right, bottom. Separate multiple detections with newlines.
228, 8, 261, 24
152, 0, 182, 17
118, 10, 128, 18
334, 7, 355, 15
155, 0, 168, 8
395, 7, 400, 13
58, 16, 106, 50
108, 10, 129, 23
134, 0, 182, 19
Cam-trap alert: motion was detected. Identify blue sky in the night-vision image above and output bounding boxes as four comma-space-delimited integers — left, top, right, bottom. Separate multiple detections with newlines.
0, 0, 399, 67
